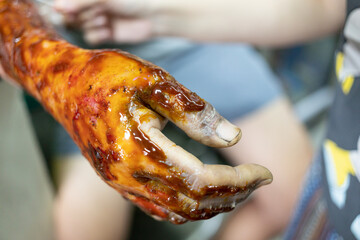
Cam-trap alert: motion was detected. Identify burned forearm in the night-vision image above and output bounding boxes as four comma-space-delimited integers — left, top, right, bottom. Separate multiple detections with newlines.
0, 0, 271, 223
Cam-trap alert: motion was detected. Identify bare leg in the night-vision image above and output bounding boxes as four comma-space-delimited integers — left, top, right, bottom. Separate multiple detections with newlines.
53, 155, 133, 240
216, 97, 313, 240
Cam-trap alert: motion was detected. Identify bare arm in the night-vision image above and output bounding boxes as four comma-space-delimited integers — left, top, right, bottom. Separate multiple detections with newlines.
150, 0, 346, 46
56, 0, 346, 46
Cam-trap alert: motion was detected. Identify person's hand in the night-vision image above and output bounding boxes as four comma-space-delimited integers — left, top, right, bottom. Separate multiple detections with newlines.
55, 0, 154, 45
54, 48, 272, 224
1, 0, 272, 224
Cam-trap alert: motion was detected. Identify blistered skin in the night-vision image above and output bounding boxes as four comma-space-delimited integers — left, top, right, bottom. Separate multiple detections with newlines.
0, 0, 273, 224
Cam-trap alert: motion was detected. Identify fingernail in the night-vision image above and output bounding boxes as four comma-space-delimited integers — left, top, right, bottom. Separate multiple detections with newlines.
255, 176, 273, 189
216, 120, 241, 146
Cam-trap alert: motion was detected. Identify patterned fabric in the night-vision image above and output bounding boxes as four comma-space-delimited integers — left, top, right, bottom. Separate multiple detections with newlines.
320, 2, 360, 238
287, 1, 360, 239
284, 157, 341, 240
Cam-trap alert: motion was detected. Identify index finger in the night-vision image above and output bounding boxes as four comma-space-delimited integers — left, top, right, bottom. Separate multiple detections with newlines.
139, 70, 241, 148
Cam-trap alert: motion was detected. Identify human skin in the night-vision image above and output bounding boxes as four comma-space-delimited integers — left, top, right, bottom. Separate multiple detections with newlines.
55, 0, 345, 46
53, 155, 132, 240
0, 0, 272, 224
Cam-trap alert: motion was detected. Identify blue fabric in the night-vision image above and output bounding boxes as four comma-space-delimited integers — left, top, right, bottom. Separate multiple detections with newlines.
54, 43, 282, 155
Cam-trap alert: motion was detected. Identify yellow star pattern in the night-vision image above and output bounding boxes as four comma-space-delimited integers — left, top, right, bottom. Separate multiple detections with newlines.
325, 139, 356, 186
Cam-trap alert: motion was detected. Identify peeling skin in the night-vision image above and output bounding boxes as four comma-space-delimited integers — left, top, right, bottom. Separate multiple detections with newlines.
0, 0, 272, 224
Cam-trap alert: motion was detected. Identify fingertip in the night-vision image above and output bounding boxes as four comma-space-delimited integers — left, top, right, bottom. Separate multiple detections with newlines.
215, 119, 241, 147
235, 163, 273, 188
181, 103, 242, 148
256, 166, 273, 187
260, 177, 273, 187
